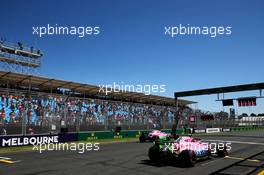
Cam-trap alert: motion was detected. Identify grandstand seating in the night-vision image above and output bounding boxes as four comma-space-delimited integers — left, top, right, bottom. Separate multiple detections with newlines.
0, 94, 187, 134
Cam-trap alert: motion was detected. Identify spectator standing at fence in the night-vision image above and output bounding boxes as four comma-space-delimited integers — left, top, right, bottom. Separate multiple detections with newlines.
28, 127, 35, 135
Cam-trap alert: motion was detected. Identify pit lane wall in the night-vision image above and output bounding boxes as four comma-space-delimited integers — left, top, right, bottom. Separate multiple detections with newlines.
1, 126, 264, 147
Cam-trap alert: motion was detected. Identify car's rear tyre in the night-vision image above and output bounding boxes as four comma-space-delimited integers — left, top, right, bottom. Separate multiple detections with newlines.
139, 134, 146, 142
148, 145, 160, 162
179, 150, 196, 167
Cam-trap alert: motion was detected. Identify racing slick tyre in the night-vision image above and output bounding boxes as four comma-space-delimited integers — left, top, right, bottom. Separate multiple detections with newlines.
179, 150, 196, 167
148, 145, 160, 162
216, 147, 228, 157
216, 146, 228, 157
139, 134, 146, 142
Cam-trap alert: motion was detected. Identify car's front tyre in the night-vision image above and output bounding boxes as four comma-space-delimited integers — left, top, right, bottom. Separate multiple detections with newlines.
216, 147, 228, 157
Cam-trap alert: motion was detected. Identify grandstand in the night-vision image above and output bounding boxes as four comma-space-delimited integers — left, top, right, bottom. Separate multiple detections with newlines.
1, 70, 263, 135
0, 70, 193, 135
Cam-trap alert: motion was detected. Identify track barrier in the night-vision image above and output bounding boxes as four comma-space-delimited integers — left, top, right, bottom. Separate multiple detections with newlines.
1, 127, 263, 147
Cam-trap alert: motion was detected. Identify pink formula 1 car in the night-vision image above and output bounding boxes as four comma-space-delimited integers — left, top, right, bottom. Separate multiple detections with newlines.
139, 130, 170, 142
148, 136, 229, 167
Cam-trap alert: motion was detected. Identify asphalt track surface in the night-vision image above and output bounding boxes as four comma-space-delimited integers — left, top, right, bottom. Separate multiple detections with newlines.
1, 131, 264, 175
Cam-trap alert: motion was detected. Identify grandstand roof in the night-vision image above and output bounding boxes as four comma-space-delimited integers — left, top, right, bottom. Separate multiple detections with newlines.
0, 71, 194, 106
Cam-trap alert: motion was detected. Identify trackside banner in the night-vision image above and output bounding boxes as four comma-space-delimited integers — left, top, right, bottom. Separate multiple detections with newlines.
206, 128, 221, 133
222, 128, 231, 132
194, 129, 206, 133
0, 134, 59, 147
